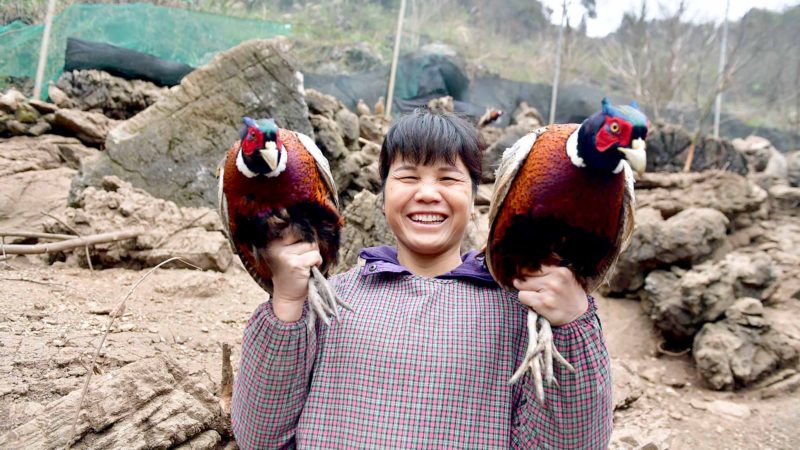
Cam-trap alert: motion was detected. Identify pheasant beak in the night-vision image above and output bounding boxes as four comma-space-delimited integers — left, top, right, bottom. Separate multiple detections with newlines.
260, 142, 279, 171
619, 138, 647, 174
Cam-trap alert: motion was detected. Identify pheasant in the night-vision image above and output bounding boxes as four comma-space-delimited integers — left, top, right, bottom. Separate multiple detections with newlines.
218, 117, 351, 329
486, 98, 648, 402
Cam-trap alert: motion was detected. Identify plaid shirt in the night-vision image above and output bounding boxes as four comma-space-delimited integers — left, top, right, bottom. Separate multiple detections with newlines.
232, 247, 612, 449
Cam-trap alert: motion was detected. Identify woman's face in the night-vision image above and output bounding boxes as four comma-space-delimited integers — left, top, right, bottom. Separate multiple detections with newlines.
383, 156, 474, 259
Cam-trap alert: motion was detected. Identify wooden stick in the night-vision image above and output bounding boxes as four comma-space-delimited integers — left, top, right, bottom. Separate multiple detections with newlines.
220, 343, 233, 417
0, 229, 142, 255
0, 230, 77, 240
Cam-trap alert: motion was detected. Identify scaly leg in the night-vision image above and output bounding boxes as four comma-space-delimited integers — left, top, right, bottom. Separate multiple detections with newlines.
509, 308, 576, 404
306, 266, 353, 331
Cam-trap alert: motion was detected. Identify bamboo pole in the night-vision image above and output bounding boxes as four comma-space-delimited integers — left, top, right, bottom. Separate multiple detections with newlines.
385, 0, 407, 118
548, 0, 568, 125
33, 0, 57, 101
0, 229, 141, 255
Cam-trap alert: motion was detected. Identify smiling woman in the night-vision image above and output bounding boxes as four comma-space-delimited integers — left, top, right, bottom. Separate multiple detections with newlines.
231, 109, 613, 449
380, 111, 482, 276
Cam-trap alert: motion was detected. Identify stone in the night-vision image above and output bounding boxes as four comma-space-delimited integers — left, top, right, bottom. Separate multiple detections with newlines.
359, 114, 391, 145
27, 121, 52, 136
15, 102, 41, 124
71, 38, 312, 208
0, 135, 97, 177
608, 207, 729, 293
53, 108, 120, 147
0, 88, 26, 112
46, 83, 72, 108
54, 69, 167, 120
786, 151, 800, 187
732, 135, 774, 172
310, 113, 348, 162
635, 170, 768, 227
334, 190, 395, 273
768, 184, 800, 214
693, 298, 798, 390
0, 355, 228, 449
0, 167, 75, 234
335, 107, 360, 151
48, 176, 232, 271
27, 99, 59, 114
305, 88, 342, 120
482, 123, 532, 183
642, 250, 777, 341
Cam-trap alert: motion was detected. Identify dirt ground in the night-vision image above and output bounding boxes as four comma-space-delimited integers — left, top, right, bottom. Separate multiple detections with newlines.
1, 255, 799, 449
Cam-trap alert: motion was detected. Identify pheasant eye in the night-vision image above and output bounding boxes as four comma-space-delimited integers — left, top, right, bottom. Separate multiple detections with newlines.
248, 133, 255, 141
610, 122, 620, 133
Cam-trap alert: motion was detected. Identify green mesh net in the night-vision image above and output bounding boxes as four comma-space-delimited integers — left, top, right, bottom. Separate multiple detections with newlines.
0, 3, 291, 94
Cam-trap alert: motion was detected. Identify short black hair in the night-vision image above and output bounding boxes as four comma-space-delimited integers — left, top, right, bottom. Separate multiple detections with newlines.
379, 109, 484, 193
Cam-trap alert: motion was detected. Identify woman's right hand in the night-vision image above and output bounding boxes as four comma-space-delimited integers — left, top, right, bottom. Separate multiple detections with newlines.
265, 232, 322, 322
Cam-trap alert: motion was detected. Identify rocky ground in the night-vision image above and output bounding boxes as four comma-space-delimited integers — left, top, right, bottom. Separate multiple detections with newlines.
2, 38, 800, 448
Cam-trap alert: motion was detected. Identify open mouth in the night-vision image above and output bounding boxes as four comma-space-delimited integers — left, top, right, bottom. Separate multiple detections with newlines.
408, 213, 448, 225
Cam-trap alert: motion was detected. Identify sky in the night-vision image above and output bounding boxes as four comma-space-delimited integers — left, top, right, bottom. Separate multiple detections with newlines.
541, 0, 800, 37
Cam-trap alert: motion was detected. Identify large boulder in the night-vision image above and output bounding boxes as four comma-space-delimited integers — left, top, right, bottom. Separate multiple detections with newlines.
334, 190, 395, 273
642, 250, 777, 342
54, 69, 167, 119
71, 38, 312, 208
48, 176, 232, 271
0, 135, 95, 176
693, 298, 798, 390
635, 171, 768, 227
607, 207, 729, 293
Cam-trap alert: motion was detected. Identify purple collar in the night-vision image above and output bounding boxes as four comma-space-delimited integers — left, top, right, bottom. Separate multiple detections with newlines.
358, 246, 496, 285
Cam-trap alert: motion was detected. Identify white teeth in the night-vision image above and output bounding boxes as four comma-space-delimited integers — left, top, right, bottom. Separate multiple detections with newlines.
410, 214, 446, 223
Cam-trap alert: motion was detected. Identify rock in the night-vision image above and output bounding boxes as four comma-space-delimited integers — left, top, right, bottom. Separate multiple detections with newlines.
27, 121, 52, 136
693, 298, 798, 390
482, 124, 532, 183
71, 38, 311, 208
0, 355, 228, 449
0, 88, 26, 112
0, 135, 97, 177
131, 227, 232, 272
15, 102, 41, 123
475, 184, 493, 205
54, 69, 167, 120
427, 96, 455, 113
53, 108, 119, 147
46, 83, 72, 108
0, 167, 75, 234
786, 151, 800, 187
635, 170, 768, 227
6, 119, 28, 135
646, 123, 748, 174
27, 99, 59, 114
359, 114, 391, 145
608, 207, 729, 293
732, 135, 774, 172
609, 426, 671, 450
305, 88, 342, 119
642, 251, 777, 341
335, 108, 360, 151
334, 190, 395, 273
310, 113, 348, 162
48, 176, 232, 271
511, 102, 544, 129
768, 184, 800, 214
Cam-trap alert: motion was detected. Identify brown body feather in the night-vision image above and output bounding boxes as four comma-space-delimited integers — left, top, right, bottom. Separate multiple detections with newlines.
487, 124, 634, 293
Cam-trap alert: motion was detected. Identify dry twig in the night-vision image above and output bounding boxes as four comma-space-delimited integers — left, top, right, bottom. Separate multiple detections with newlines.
65, 256, 202, 449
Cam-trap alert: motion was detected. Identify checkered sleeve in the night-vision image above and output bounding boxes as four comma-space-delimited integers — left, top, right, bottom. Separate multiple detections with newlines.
511, 296, 613, 449
231, 300, 317, 450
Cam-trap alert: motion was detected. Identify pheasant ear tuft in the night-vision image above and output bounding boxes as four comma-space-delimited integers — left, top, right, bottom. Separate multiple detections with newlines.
601, 98, 611, 115
630, 101, 640, 111
243, 117, 257, 127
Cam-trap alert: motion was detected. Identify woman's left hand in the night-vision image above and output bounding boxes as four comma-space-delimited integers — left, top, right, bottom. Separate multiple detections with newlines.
512, 265, 589, 326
